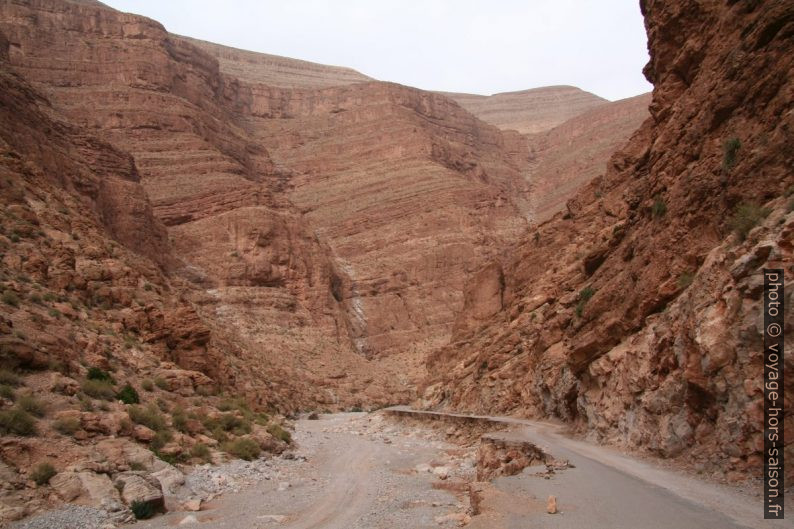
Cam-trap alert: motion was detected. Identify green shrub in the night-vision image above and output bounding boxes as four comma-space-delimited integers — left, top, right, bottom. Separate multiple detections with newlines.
153, 377, 168, 390
30, 463, 56, 485
17, 394, 45, 417
2, 290, 19, 307
0, 384, 15, 401
729, 202, 771, 241
42, 292, 56, 302
209, 427, 228, 443
723, 137, 741, 171
222, 438, 260, 461
141, 379, 154, 392
149, 429, 173, 451
575, 286, 596, 318
86, 367, 113, 383
47, 308, 61, 319
130, 500, 154, 520
116, 384, 140, 405
29, 294, 42, 305
128, 404, 167, 432
0, 408, 37, 436
81, 379, 115, 401
0, 369, 21, 387
53, 416, 80, 435
190, 443, 211, 462
651, 195, 667, 218
171, 408, 191, 433
204, 413, 251, 435
267, 423, 292, 444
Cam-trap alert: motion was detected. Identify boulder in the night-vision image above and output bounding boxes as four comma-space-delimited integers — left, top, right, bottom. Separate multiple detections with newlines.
150, 464, 185, 496
50, 471, 121, 509
133, 425, 156, 443
114, 472, 164, 511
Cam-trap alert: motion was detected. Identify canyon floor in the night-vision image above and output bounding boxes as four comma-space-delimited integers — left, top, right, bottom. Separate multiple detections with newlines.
16, 411, 785, 529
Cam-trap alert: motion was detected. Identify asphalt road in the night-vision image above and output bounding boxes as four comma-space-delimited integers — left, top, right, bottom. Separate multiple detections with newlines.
388, 406, 790, 529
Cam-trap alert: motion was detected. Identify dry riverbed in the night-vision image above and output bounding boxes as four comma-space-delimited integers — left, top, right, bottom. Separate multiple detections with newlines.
128, 412, 475, 529
13, 411, 791, 529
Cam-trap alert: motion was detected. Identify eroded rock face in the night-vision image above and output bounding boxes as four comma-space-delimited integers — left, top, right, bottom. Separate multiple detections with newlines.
0, 0, 542, 394
527, 93, 652, 222
424, 0, 794, 483
443, 86, 607, 134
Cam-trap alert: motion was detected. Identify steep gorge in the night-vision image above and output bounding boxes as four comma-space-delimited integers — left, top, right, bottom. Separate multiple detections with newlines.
1, 0, 786, 522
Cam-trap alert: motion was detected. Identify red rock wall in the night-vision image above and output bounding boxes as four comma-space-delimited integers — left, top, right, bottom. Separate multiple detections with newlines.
424, 0, 794, 482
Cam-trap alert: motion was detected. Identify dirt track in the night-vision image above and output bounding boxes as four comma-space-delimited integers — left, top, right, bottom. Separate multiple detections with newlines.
130, 410, 790, 529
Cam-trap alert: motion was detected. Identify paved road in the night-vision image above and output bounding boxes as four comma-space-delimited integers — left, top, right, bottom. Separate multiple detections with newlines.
387, 406, 790, 529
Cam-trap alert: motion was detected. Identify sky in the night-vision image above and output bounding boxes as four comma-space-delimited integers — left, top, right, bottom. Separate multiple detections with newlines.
101, 0, 652, 101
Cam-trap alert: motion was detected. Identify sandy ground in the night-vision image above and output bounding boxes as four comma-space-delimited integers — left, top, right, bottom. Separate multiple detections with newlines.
126, 410, 790, 529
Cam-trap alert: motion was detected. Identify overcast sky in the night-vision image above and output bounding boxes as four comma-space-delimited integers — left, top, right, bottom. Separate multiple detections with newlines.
102, 0, 652, 101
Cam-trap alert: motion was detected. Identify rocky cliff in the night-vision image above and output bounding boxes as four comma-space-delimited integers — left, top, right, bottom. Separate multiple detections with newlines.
424, 0, 793, 484
528, 92, 652, 222
0, 0, 537, 405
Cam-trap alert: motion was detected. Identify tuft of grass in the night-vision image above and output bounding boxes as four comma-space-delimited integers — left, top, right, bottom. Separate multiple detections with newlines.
0, 407, 37, 436
77, 393, 95, 412
1, 290, 19, 307
130, 500, 154, 520
116, 384, 140, 405
17, 394, 46, 417
267, 423, 292, 444
141, 379, 154, 392
53, 416, 81, 435
222, 438, 260, 461
30, 463, 56, 486
651, 194, 667, 218
153, 377, 168, 391
0, 384, 15, 401
171, 408, 189, 433
723, 137, 741, 171
128, 404, 167, 432
190, 443, 212, 463
81, 379, 115, 401
729, 202, 771, 241
0, 369, 21, 387
575, 286, 596, 318
678, 271, 694, 289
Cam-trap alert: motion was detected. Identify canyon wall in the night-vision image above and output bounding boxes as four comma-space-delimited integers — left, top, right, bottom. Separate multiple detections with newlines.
0, 0, 535, 397
424, 0, 793, 483
528, 93, 652, 222
443, 85, 607, 134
